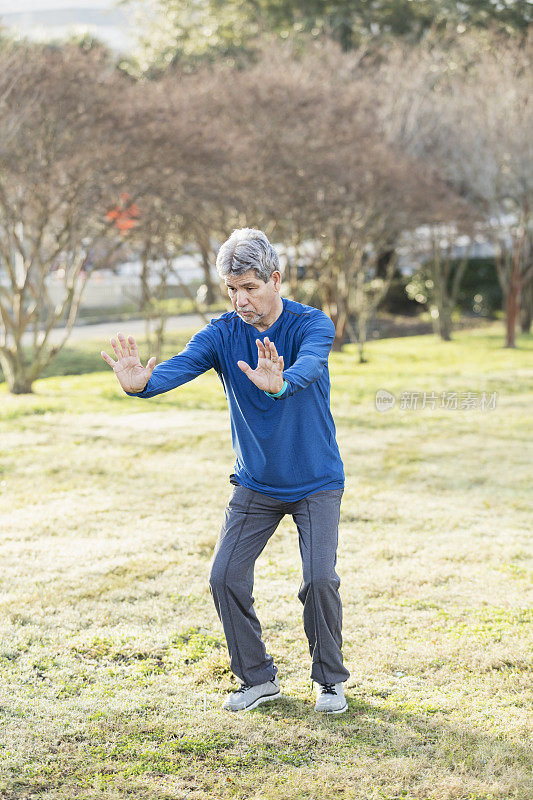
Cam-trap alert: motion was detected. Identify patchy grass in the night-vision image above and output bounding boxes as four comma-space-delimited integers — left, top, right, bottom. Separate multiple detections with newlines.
0, 320, 532, 799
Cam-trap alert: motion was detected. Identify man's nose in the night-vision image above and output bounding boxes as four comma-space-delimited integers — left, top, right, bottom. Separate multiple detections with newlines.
235, 290, 249, 307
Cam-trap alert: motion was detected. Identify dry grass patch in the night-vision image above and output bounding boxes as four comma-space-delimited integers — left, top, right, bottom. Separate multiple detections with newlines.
0, 323, 532, 799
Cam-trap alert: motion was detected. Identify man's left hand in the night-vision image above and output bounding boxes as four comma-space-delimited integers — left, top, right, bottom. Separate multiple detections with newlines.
237, 337, 284, 393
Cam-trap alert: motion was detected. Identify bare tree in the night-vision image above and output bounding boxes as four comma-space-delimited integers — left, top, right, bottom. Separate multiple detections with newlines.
376, 31, 533, 347
108, 65, 237, 359
404, 225, 475, 340
456, 37, 533, 348
520, 232, 533, 332
210, 38, 465, 356
0, 42, 133, 393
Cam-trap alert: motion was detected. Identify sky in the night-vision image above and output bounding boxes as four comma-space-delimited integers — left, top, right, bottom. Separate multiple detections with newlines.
1, 0, 118, 11
0, 0, 139, 52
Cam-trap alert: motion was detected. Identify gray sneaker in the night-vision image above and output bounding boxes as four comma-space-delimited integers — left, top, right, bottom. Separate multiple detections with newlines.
221, 674, 281, 712
313, 681, 348, 713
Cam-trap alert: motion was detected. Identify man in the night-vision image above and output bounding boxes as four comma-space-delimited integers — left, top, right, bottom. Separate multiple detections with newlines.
101, 227, 350, 714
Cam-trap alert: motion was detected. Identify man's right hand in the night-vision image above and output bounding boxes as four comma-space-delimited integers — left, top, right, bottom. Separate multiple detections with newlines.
101, 332, 156, 393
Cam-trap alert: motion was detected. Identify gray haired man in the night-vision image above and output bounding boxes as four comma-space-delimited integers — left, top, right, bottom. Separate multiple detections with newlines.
101, 228, 350, 713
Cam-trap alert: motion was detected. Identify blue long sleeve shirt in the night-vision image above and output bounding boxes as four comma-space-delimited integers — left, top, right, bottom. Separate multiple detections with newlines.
125, 296, 344, 502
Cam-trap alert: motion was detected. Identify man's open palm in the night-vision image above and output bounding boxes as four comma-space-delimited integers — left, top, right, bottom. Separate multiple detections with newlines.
101, 332, 156, 393
237, 337, 285, 393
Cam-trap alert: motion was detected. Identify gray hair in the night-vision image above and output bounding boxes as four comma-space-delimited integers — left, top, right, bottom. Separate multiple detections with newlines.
215, 228, 280, 283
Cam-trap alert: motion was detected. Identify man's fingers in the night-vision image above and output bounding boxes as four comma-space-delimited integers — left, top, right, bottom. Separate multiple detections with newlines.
266, 338, 279, 361
101, 350, 116, 367
237, 359, 252, 373
255, 337, 282, 368
262, 337, 282, 368
128, 335, 139, 358
263, 337, 273, 359
263, 337, 281, 362
117, 332, 130, 357
146, 356, 156, 373
110, 337, 122, 358
258, 337, 278, 361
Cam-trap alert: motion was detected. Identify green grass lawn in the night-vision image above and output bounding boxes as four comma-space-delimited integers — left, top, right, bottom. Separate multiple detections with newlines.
0, 321, 532, 799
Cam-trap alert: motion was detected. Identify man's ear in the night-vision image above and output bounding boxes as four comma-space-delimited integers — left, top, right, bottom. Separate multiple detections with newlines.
271, 270, 282, 290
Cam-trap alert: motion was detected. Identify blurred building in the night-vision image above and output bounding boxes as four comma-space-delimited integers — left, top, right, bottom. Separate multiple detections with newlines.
43, 253, 210, 310
0, 0, 137, 54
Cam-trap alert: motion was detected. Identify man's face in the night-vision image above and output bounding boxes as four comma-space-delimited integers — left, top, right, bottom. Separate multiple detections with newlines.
225, 268, 281, 326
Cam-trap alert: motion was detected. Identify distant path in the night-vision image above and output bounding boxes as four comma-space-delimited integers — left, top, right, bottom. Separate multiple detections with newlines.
21, 311, 493, 347
21, 313, 220, 347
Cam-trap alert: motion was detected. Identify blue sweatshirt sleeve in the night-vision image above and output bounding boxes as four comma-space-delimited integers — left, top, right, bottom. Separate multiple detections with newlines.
266, 310, 336, 401
124, 323, 219, 398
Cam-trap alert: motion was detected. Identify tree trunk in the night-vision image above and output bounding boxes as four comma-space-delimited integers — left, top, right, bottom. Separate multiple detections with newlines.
331, 309, 345, 350
504, 241, 522, 348
10, 379, 34, 394
520, 274, 532, 333
375, 248, 396, 279
430, 249, 452, 341
429, 308, 440, 337
0, 350, 34, 393
328, 287, 348, 352
505, 288, 519, 347
199, 241, 217, 305
355, 306, 368, 362
154, 315, 164, 364
438, 303, 453, 341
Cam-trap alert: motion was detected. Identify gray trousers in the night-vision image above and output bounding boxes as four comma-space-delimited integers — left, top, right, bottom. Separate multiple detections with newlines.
208, 478, 350, 687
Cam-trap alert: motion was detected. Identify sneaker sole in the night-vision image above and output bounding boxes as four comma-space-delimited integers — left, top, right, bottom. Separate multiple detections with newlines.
222, 689, 281, 713
314, 703, 348, 714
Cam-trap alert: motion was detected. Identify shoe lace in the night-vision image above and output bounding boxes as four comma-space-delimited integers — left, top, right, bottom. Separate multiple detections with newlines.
235, 682, 252, 694
319, 682, 337, 695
